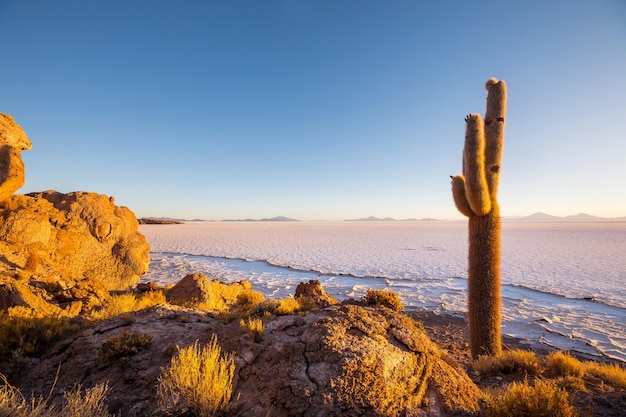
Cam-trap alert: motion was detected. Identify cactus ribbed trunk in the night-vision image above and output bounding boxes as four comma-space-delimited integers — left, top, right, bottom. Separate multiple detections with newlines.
451, 78, 506, 358
468, 207, 501, 357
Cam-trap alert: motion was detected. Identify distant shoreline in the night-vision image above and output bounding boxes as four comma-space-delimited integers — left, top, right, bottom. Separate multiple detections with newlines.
138, 218, 184, 225
140, 212, 626, 223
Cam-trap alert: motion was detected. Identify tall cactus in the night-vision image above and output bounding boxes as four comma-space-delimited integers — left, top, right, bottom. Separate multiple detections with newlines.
451, 78, 506, 358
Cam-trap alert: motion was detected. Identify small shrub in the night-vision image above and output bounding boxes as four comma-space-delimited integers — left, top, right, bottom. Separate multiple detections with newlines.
97, 331, 153, 362
361, 289, 404, 311
274, 297, 311, 316
546, 351, 586, 377
250, 299, 281, 317
217, 309, 247, 324
586, 361, 626, 389
236, 289, 264, 309
0, 374, 114, 417
157, 335, 235, 417
240, 318, 264, 342
556, 375, 588, 392
483, 379, 579, 417
474, 349, 541, 375
61, 383, 115, 417
0, 307, 72, 359
0, 374, 48, 416
90, 293, 138, 321
90, 291, 165, 321
135, 290, 167, 309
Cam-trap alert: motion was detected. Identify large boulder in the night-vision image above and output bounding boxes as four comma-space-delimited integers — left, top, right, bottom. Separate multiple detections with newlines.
0, 190, 150, 291
166, 272, 253, 310
20, 303, 482, 417
0, 114, 32, 201
295, 279, 337, 307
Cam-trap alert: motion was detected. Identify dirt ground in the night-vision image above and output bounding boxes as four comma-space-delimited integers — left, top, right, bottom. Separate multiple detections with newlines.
409, 310, 626, 416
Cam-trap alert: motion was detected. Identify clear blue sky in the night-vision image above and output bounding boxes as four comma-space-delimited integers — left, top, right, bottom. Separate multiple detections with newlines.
1, 1, 625, 221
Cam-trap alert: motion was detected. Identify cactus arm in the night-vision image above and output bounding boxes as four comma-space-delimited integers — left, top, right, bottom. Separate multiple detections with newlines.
463, 114, 492, 216
451, 175, 474, 217
484, 79, 507, 197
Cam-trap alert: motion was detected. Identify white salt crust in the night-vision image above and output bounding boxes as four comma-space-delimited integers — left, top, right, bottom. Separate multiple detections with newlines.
139, 221, 626, 363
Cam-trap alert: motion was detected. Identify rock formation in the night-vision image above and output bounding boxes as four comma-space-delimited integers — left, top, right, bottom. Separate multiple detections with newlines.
0, 112, 150, 316
0, 114, 32, 202
295, 279, 337, 307
0, 191, 150, 294
19, 303, 482, 417
166, 272, 253, 310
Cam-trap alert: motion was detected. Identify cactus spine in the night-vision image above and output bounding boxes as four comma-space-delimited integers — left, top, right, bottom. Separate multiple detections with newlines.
451, 78, 506, 358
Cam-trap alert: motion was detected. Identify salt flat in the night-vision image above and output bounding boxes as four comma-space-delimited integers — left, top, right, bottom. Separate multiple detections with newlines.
139, 221, 626, 362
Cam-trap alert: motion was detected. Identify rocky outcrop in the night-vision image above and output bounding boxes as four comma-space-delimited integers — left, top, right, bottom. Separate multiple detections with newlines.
0, 190, 150, 292
0, 113, 150, 307
166, 272, 253, 310
0, 114, 32, 202
19, 303, 482, 417
295, 279, 338, 307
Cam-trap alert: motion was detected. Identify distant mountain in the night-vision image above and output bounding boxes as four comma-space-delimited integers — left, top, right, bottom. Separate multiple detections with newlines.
222, 216, 299, 222
344, 216, 445, 222
345, 216, 397, 222
515, 212, 626, 222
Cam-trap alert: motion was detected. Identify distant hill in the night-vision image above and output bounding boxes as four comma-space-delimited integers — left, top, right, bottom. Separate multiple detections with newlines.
222, 216, 299, 222
344, 216, 444, 222
345, 216, 397, 222
514, 212, 626, 222
138, 217, 185, 224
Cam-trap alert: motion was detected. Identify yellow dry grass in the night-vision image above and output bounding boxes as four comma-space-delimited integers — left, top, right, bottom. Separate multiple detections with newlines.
545, 350, 626, 389
235, 288, 264, 309
546, 351, 586, 377
0, 374, 114, 417
0, 307, 72, 359
239, 318, 264, 342
361, 289, 404, 311
157, 335, 234, 417
483, 378, 579, 417
89, 291, 166, 321
586, 361, 626, 389
473, 349, 541, 375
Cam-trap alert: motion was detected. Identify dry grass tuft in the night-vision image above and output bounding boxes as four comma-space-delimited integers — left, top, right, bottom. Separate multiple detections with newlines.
586, 361, 626, 389
545, 351, 626, 389
235, 289, 264, 309
0, 374, 115, 417
60, 383, 115, 417
275, 296, 315, 315
157, 335, 234, 417
90, 291, 165, 321
0, 307, 72, 359
134, 290, 167, 309
483, 378, 579, 417
97, 330, 153, 362
361, 289, 404, 311
546, 351, 586, 377
239, 318, 264, 342
473, 349, 541, 375
555, 375, 588, 392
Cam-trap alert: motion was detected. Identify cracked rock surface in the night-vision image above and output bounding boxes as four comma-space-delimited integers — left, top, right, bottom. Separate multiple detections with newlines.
19, 303, 481, 417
